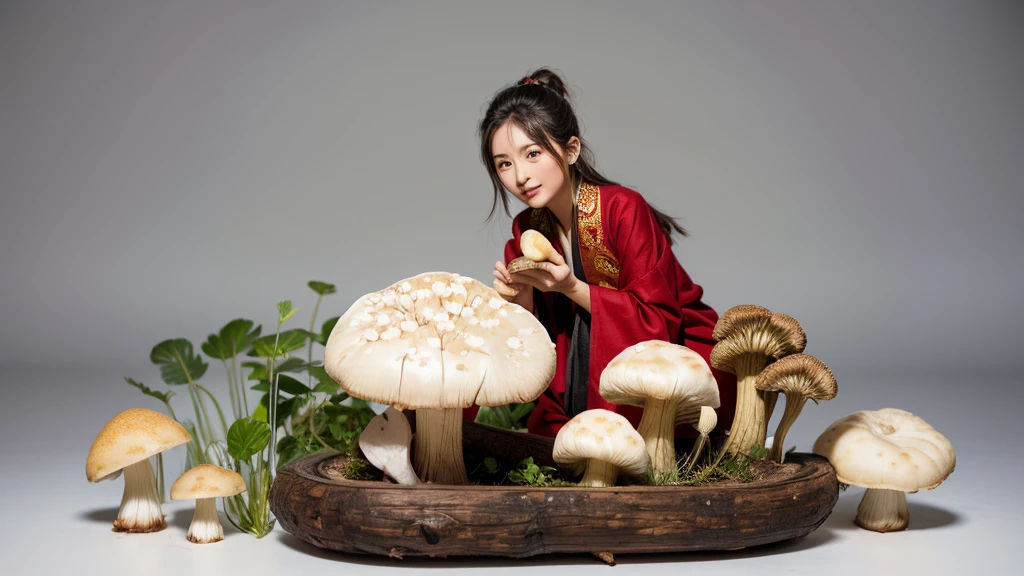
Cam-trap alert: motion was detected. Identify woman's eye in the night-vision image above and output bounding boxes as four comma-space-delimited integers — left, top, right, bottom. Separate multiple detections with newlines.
527, 150, 541, 158
497, 161, 510, 169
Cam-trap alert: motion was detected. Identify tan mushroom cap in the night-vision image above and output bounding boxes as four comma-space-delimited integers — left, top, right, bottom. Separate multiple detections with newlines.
813, 408, 955, 492
552, 409, 650, 476
324, 272, 557, 409
170, 464, 246, 500
599, 340, 720, 424
710, 305, 806, 372
755, 354, 837, 401
86, 408, 192, 482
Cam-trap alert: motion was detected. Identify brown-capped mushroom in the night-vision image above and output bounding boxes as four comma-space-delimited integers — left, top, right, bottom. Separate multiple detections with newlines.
86, 408, 192, 533
813, 409, 955, 532
755, 354, 837, 463
170, 464, 246, 543
599, 340, 720, 476
324, 272, 556, 484
552, 409, 649, 487
710, 305, 805, 457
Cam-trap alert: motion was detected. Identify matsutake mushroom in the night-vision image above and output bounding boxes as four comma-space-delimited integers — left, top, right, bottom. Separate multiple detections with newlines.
324, 272, 556, 484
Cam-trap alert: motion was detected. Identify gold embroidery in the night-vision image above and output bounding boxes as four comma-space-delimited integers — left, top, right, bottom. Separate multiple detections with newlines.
577, 182, 620, 289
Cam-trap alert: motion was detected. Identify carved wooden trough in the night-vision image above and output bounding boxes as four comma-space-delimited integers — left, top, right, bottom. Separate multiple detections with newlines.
269, 421, 839, 559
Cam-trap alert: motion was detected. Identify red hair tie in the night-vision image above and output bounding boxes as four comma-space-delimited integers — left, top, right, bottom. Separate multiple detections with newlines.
521, 77, 538, 85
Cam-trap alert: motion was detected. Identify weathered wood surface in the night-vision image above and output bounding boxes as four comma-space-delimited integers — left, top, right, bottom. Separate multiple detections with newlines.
270, 422, 839, 558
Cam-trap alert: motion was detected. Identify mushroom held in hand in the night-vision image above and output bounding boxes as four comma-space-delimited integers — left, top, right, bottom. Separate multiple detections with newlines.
599, 340, 720, 476
506, 230, 557, 274
86, 408, 191, 533
813, 408, 955, 532
324, 272, 556, 484
170, 464, 246, 544
755, 354, 837, 463
359, 407, 420, 485
710, 305, 806, 457
552, 409, 649, 487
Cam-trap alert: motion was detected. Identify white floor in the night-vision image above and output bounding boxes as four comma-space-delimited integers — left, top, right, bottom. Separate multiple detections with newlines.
2, 363, 1017, 575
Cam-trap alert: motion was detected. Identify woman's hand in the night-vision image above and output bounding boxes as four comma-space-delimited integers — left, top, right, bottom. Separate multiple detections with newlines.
509, 251, 578, 295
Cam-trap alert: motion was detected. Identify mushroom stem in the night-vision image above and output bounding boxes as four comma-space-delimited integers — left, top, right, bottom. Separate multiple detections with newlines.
769, 395, 808, 463
114, 459, 166, 533
636, 397, 679, 476
187, 497, 225, 544
579, 458, 619, 488
763, 390, 779, 425
722, 354, 769, 457
413, 407, 468, 484
855, 488, 909, 533
682, 434, 709, 474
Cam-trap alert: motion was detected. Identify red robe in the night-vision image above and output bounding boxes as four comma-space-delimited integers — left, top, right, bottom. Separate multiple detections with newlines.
492, 182, 736, 438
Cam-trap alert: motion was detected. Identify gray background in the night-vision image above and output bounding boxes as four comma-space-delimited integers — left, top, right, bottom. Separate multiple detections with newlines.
1, 1, 1021, 574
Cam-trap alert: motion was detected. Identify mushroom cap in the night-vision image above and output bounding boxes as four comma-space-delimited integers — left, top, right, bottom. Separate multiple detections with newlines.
812, 408, 955, 492
710, 305, 807, 373
755, 354, 837, 401
552, 409, 650, 477
86, 408, 192, 482
170, 464, 246, 500
697, 406, 718, 436
324, 272, 557, 410
599, 340, 720, 424
520, 229, 556, 262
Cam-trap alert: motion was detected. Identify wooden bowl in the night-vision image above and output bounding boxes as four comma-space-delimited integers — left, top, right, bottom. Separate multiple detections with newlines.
270, 423, 838, 559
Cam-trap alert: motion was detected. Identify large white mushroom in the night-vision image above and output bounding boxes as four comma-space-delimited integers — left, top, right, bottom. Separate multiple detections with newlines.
599, 340, 720, 476
86, 408, 191, 532
324, 272, 556, 484
813, 408, 956, 532
552, 409, 650, 487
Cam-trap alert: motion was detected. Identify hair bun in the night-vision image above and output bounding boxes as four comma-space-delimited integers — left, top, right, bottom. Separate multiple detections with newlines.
519, 68, 571, 100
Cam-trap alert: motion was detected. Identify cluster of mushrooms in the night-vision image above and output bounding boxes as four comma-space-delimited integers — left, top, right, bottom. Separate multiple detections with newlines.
86, 408, 246, 543
87, 232, 955, 540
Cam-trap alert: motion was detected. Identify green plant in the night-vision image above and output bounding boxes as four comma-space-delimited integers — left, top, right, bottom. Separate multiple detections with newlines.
473, 402, 535, 431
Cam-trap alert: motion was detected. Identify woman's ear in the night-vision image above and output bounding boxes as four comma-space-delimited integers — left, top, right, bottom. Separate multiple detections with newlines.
567, 136, 581, 164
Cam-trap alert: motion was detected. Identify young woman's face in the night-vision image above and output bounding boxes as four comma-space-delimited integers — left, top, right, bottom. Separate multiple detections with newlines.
490, 121, 576, 210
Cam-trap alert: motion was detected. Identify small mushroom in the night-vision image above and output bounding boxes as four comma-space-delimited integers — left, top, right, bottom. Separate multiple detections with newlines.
492, 278, 522, 300
324, 272, 557, 484
710, 305, 806, 457
86, 408, 192, 533
682, 406, 719, 473
170, 464, 246, 544
755, 354, 837, 463
813, 408, 955, 532
506, 229, 557, 274
359, 407, 421, 485
552, 409, 649, 487
599, 340, 720, 476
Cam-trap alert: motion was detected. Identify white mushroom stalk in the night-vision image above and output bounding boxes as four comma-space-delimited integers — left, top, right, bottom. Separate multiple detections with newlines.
855, 488, 910, 532
115, 459, 166, 533
599, 341, 720, 477
682, 406, 718, 474
86, 408, 191, 534
187, 498, 224, 544
324, 272, 556, 485
359, 407, 421, 485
